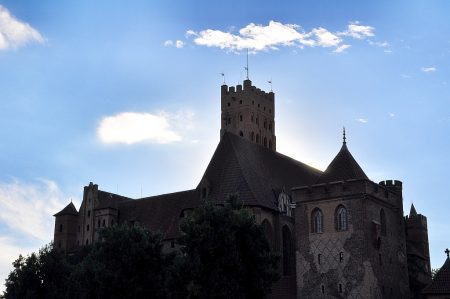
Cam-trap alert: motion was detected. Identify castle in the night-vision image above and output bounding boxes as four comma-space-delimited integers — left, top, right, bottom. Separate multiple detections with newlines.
54, 78, 433, 298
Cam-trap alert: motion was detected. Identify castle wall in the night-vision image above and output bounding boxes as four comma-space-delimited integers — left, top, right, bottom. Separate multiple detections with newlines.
53, 214, 78, 252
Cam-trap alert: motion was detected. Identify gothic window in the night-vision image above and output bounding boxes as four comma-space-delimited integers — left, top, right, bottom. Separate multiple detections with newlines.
256, 134, 260, 144
87, 210, 91, 217
102, 219, 106, 227
380, 209, 387, 236
59, 224, 63, 232
282, 226, 294, 276
339, 284, 343, 293
239, 131, 244, 137
312, 208, 323, 233
263, 137, 267, 147
239, 114, 243, 122
227, 102, 230, 107
318, 254, 322, 264
87, 224, 90, 232
86, 239, 89, 245
336, 206, 348, 231
251, 113, 254, 122
339, 252, 344, 262
97, 219, 101, 228
256, 117, 259, 125
261, 219, 274, 249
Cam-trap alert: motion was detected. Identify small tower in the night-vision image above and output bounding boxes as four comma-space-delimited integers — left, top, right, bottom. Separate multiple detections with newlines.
405, 203, 432, 297
53, 202, 78, 252
220, 79, 276, 151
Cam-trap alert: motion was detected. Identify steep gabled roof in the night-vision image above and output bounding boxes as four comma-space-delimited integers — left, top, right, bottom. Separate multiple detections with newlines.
97, 190, 132, 209
410, 203, 418, 217
54, 202, 78, 216
422, 258, 450, 294
316, 142, 368, 184
118, 189, 200, 239
198, 132, 322, 210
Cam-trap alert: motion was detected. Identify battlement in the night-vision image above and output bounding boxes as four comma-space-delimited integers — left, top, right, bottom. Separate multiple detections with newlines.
221, 80, 274, 101
292, 179, 401, 207
379, 180, 402, 188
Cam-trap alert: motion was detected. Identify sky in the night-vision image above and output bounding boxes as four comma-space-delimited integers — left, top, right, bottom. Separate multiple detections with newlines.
0, 0, 449, 291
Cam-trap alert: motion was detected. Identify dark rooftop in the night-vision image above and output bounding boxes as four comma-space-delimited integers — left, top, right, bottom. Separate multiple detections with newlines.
54, 202, 78, 216
422, 257, 450, 294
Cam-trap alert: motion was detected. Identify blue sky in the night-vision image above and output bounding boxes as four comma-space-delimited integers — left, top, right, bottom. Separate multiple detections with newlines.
0, 0, 449, 289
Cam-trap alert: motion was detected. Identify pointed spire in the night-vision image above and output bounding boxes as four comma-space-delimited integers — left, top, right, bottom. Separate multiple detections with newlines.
410, 203, 417, 217
343, 127, 346, 145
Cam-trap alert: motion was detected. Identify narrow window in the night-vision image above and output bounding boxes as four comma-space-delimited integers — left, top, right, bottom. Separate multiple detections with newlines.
251, 114, 254, 122
250, 132, 255, 141
78, 225, 80, 233
321, 285, 325, 294
269, 109, 272, 113
86, 239, 89, 245
339, 252, 344, 262
239, 131, 244, 137
171, 241, 175, 248
59, 224, 63, 233
380, 209, 387, 236
102, 219, 106, 227
97, 219, 101, 228
239, 115, 243, 122
264, 120, 267, 129
379, 253, 382, 265
111, 219, 114, 225
227, 102, 230, 107
339, 284, 343, 293
256, 117, 259, 125
256, 134, 260, 144
312, 208, 323, 233
318, 254, 322, 265
264, 106, 266, 111
269, 140, 272, 149
258, 104, 260, 108
252, 100, 254, 105
86, 224, 90, 232
239, 100, 242, 104
202, 187, 207, 198
87, 210, 91, 217
58, 241, 61, 248
263, 137, 267, 147
227, 117, 231, 124
337, 206, 348, 231
269, 123, 272, 131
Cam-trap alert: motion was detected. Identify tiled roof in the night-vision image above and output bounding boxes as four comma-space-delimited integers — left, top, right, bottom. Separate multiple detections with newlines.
422, 258, 450, 294
198, 132, 322, 210
316, 142, 368, 184
118, 189, 200, 239
96, 190, 132, 209
54, 202, 78, 216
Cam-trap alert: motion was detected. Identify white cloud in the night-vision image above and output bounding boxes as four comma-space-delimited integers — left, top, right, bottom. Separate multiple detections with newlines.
421, 66, 436, 73
164, 40, 173, 46
368, 40, 389, 47
186, 20, 375, 53
97, 110, 194, 145
175, 40, 184, 48
341, 21, 374, 39
334, 44, 351, 53
0, 5, 44, 51
356, 118, 368, 123
0, 179, 71, 241
389, 112, 396, 117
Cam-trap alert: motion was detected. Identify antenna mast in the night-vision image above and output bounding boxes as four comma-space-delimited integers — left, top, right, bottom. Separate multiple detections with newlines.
245, 48, 249, 79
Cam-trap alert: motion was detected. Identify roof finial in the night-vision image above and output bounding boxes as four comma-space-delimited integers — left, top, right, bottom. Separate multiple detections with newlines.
445, 248, 449, 258
220, 72, 225, 84
245, 48, 249, 80
343, 127, 347, 145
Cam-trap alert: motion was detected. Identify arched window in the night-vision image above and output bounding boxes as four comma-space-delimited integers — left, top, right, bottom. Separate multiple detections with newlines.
380, 209, 386, 236
59, 224, 63, 232
263, 137, 267, 147
239, 114, 243, 122
269, 140, 272, 149
261, 219, 274, 249
251, 113, 254, 122
239, 131, 244, 137
282, 226, 294, 275
336, 206, 348, 231
256, 134, 260, 144
312, 208, 323, 233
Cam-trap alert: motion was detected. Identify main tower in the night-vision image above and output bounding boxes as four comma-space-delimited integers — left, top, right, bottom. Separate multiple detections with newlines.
220, 79, 276, 151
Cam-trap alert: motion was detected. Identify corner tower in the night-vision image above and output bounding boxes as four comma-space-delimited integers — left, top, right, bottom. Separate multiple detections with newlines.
220, 79, 276, 151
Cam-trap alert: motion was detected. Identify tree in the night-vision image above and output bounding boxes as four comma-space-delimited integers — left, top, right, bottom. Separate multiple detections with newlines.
172, 196, 280, 299
68, 224, 173, 299
2, 244, 71, 299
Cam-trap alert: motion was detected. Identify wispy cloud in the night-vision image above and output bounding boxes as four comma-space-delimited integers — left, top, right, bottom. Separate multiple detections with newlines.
0, 5, 45, 51
0, 179, 70, 241
97, 110, 194, 145
388, 112, 395, 117
356, 118, 368, 123
184, 20, 375, 53
421, 66, 436, 73
164, 39, 185, 48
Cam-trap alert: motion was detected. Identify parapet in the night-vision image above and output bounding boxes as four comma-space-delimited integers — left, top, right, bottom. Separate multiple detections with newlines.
379, 180, 402, 188
221, 80, 274, 101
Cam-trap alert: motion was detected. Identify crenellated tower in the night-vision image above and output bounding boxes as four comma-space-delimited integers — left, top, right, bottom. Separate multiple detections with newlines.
220, 79, 276, 151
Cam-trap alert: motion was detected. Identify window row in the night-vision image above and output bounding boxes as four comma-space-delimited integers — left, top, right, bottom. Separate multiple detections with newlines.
311, 206, 348, 233
226, 100, 272, 114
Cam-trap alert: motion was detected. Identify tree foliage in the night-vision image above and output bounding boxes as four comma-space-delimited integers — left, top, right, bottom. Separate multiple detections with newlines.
2, 196, 279, 299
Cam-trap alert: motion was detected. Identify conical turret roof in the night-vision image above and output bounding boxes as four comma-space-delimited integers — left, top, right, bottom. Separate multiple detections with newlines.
54, 202, 78, 216
410, 203, 418, 217
422, 257, 450, 294
316, 135, 368, 184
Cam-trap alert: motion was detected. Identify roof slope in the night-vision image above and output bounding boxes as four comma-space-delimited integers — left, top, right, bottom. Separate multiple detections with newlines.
422, 258, 450, 294
317, 142, 368, 184
97, 190, 132, 209
54, 202, 78, 216
198, 132, 322, 210
118, 189, 200, 239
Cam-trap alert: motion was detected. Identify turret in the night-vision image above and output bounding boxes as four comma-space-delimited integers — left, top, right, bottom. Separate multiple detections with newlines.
53, 202, 78, 252
220, 79, 276, 151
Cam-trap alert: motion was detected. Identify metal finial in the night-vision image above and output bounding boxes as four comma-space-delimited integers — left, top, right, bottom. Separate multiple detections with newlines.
343, 127, 347, 145
445, 248, 449, 258
244, 48, 249, 79
268, 79, 273, 92
220, 73, 225, 84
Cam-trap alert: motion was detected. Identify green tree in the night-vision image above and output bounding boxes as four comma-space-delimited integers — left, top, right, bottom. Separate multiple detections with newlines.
68, 224, 173, 299
172, 196, 280, 299
2, 244, 71, 299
